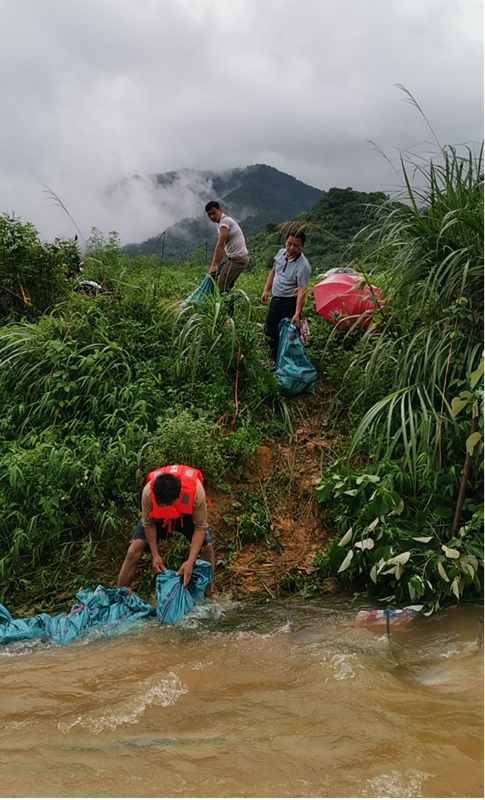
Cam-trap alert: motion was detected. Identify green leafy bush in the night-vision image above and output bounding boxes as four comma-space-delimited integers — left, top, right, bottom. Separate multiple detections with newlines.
0, 214, 74, 318
224, 491, 279, 550
0, 228, 293, 607
314, 461, 483, 612
347, 145, 484, 474
143, 410, 226, 487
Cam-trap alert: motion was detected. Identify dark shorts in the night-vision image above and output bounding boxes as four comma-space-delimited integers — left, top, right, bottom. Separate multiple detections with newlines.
132, 517, 213, 546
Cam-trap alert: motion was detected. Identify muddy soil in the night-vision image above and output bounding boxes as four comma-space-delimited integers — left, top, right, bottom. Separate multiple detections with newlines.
207, 382, 342, 599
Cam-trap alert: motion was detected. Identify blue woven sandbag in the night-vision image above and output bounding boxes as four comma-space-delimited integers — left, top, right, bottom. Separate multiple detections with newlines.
0, 603, 47, 644
275, 318, 317, 397
180, 274, 216, 309
45, 586, 156, 643
0, 586, 156, 646
156, 560, 213, 624
180, 264, 225, 309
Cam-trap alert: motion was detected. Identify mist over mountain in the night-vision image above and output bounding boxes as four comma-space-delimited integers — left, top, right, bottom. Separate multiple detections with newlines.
121, 164, 324, 260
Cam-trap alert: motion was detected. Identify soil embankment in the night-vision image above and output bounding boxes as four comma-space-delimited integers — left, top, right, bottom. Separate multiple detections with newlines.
207, 386, 337, 599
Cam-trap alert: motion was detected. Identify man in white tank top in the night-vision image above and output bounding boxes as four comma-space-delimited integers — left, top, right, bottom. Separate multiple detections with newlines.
205, 201, 249, 293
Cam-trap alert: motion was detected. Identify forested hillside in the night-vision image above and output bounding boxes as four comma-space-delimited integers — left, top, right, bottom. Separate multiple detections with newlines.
248, 187, 388, 273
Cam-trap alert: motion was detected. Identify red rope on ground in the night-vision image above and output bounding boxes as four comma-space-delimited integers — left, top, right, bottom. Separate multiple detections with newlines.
231, 341, 242, 431
65, 604, 86, 618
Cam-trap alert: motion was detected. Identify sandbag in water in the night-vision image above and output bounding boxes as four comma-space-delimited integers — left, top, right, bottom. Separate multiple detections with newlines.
0, 586, 156, 646
156, 559, 213, 624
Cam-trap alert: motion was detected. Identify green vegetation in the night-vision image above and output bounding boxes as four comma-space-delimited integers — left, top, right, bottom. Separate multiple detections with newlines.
0, 227, 287, 610
0, 213, 77, 317
311, 145, 484, 612
0, 146, 482, 616
249, 187, 388, 274
223, 491, 278, 550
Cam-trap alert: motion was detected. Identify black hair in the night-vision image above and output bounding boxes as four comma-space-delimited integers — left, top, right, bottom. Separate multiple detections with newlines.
205, 200, 221, 212
153, 474, 182, 507
286, 229, 306, 245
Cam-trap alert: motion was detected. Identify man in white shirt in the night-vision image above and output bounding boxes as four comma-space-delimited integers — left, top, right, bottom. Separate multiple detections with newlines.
205, 201, 249, 293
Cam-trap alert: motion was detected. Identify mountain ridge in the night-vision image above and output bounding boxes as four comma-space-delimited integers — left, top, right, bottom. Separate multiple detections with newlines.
121, 164, 325, 260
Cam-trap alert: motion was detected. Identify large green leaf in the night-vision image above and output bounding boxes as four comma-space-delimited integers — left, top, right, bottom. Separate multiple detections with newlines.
338, 527, 353, 547
337, 549, 354, 573
451, 391, 472, 417
470, 357, 484, 389
466, 431, 482, 455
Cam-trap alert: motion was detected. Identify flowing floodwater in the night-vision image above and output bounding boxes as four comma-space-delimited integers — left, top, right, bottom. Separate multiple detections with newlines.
0, 599, 482, 798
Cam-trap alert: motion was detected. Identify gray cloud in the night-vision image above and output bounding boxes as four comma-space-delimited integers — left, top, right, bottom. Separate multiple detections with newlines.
0, 0, 482, 244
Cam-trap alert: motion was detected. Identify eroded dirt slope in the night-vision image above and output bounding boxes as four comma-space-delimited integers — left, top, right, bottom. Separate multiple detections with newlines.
208, 385, 337, 598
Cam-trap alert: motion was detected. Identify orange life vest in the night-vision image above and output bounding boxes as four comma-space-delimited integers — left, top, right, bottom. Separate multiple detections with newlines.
147, 465, 207, 530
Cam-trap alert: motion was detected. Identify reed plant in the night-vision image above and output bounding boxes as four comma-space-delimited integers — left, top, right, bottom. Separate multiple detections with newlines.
347, 144, 483, 480
310, 142, 484, 611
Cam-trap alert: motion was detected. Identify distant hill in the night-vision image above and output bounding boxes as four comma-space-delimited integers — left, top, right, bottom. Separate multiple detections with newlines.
247, 187, 388, 274
121, 164, 324, 260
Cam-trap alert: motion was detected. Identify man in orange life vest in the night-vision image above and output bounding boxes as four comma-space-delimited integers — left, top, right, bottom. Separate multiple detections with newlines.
117, 465, 215, 595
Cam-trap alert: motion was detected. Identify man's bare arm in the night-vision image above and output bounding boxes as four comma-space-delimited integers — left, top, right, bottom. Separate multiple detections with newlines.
261, 268, 275, 304
176, 527, 206, 587
291, 286, 308, 324
209, 227, 229, 273
145, 524, 164, 573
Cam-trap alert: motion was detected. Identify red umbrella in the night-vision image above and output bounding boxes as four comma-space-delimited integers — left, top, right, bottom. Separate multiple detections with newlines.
313, 273, 383, 330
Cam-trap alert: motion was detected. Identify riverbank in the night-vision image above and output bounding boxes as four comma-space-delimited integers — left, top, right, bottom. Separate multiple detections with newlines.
137, 379, 342, 603
5, 372, 348, 617
1, 146, 483, 616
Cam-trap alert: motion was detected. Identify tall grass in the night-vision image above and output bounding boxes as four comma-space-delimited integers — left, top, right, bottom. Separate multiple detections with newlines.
0, 237, 287, 605
347, 144, 483, 480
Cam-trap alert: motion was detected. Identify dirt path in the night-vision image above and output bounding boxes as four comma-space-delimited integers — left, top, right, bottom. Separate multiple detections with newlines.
208, 383, 338, 599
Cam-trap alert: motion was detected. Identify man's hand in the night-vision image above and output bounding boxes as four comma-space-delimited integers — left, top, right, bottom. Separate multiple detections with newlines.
209, 266, 217, 276
152, 554, 165, 574
176, 560, 194, 587
291, 313, 300, 325
261, 290, 269, 305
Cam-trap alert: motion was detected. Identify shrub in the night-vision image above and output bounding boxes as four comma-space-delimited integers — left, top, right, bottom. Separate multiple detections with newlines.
0, 214, 73, 318
314, 460, 483, 612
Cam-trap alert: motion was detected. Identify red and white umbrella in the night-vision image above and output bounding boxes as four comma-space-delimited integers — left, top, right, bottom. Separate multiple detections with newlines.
313, 273, 383, 330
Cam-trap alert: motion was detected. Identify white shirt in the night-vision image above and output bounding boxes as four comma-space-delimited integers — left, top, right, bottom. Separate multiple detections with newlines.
217, 214, 248, 259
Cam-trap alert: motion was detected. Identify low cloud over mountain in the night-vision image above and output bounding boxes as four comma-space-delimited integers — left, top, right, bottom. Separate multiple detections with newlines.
120, 164, 324, 260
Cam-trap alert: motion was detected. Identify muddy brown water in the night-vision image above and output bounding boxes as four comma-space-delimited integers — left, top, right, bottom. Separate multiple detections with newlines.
0, 600, 483, 798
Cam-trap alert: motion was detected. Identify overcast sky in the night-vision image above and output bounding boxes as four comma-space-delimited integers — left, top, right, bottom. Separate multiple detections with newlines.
0, 0, 482, 244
